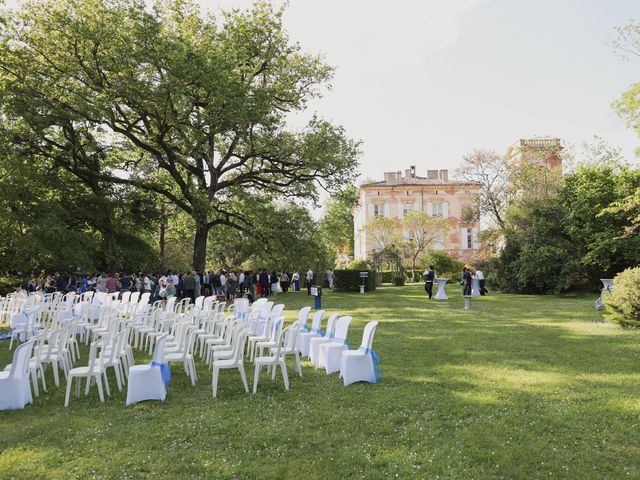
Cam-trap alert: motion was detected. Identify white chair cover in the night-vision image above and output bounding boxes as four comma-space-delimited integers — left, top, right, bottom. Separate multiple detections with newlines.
126, 334, 170, 405
318, 316, 352, 374
298, 310, 325, 357
309, 314, 339, 367
0, 340, 36, 410
340, 321, 380, 386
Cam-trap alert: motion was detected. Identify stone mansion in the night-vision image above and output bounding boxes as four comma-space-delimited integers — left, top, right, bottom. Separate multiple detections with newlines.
352, 166, 482, 262
352, 138, 563, 262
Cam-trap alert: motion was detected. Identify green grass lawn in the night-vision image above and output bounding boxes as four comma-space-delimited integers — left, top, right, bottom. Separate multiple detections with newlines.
1, 285, 639, 479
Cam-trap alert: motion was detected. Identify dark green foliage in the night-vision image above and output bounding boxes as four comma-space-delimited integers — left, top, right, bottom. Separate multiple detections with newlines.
491, 165, 640, 294
333, 269, 376, 292
392, 274, 405, 286
605, 267, 640, 327
420, 251, 465, 278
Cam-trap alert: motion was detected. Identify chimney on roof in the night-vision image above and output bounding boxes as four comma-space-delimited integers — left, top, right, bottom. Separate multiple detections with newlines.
439, 169, 448, 182
410, 165, 416, 178
383, 172, 397, 183
427, 170, 438, 180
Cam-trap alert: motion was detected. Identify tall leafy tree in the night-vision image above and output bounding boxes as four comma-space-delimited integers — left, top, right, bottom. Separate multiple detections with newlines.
0, 0, 360, 271
402, 211, 449, 280
318, 185, 358, 256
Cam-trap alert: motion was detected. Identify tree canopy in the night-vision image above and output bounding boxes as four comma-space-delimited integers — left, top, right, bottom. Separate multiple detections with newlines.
0, 0, 360, 271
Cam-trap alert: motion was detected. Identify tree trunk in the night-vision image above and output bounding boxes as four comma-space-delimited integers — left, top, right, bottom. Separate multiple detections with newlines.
159, 222, 166, 268
103, 228, 115, 274
192, 222, 209, 272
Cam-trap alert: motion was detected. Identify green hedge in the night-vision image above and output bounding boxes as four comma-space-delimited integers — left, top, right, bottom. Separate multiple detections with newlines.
605, 267, 640, 328
334, 269, 377, 293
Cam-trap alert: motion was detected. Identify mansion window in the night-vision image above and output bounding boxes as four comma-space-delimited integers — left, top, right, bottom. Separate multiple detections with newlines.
433, 202, 444, 217
403, 205, 412, 216
373, 205, 380, 217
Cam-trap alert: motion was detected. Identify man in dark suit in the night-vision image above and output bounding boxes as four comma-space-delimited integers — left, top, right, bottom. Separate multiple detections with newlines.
424, 266, 435, 299
462, 267, 472, 296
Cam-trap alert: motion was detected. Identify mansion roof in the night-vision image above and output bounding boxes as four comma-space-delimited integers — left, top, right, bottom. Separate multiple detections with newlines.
361, 177, 480, 188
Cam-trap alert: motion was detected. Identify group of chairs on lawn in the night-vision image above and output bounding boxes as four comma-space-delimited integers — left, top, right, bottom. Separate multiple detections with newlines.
0, 290, 380, 410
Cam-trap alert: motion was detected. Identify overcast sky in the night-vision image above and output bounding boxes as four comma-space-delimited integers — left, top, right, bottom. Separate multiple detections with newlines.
205, 0, 639, 183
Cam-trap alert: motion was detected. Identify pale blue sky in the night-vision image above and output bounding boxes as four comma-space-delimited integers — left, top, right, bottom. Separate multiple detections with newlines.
6, 0, 639, 180
208, 0, 640, 180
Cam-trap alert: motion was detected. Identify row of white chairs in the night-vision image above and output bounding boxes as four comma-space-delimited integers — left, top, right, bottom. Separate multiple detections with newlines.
0, 295, 380, 409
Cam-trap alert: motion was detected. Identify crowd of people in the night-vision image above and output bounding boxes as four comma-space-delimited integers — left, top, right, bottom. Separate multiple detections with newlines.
20, 267, 324, 302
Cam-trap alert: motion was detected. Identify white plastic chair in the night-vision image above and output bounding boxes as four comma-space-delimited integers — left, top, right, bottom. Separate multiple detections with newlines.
3, 332, 47, 397
0, 340, 35, 410
211, 328, 249, 398
253, 324, 297, 394
297, 309, 324, 357
126, 333, 170, 405
340, 321, 380, 386
309, 313, 339, 367
294, 306, 312, 351
318, 316, 352, 374
165, 326, 198, 386
64, 339, 109, 406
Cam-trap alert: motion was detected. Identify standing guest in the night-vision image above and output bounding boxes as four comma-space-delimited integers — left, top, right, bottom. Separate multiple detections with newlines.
292, 271, 300, 292
476, 268, 488, 295
326, 269, 335, 290
56, 272, 66, 292
238, 271, 245, 294
184, 272, 195, 303
423, 265, 435, 299
97, 273, 107, 293
227, 272, 237, 300
120, 273, 132, 295
194, 271, 202, 299
462, 267, 472, 296
67, 275, 77, 293
143, 274, 152, 293
203, 271, 210, 297
177, 273, 185, 300
219, 271, 227, 298
305, 267, 314, 295
280, 271, 290, 293
271, 270, 279, 294
255, 271, 262, 297
81, 274, 89, 293
134, 274, 142, 293
259, 269, 269, 298
106, 273, 118, 294
166, 279, 177, 298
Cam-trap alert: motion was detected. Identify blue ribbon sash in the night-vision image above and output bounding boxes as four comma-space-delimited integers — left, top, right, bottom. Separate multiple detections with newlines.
150, 361, 171, 389
358, 346, 381, 382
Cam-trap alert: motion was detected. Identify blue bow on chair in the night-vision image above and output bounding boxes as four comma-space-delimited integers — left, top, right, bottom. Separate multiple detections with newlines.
358, 346, 381, 382
150, 361, 171, 389
236, 311, 248, 321
311, 327, 323, 335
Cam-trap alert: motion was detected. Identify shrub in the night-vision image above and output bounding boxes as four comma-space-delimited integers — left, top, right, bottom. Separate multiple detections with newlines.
346, 258, 370, 270
392, 274, 405, 286
0, 276, 19, 296
420, 251, 464, 278
333, 269, 376, 292
604, 267, 640, 328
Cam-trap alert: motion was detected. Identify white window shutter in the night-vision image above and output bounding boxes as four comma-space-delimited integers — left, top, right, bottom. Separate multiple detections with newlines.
427, 202, 433, 216
443, 201, 449, 218
398, 200, 404, 219
383, 203, 389, 217
368, 204, 374, 219
460, 228, 467, 249
472, 228, 479, 249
